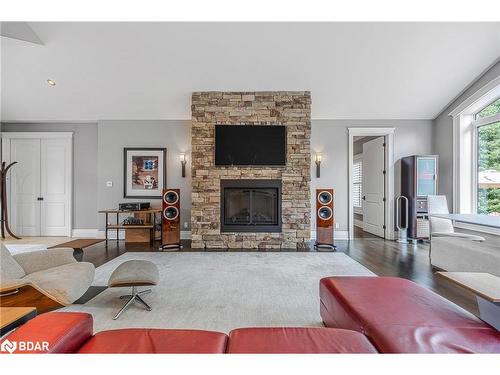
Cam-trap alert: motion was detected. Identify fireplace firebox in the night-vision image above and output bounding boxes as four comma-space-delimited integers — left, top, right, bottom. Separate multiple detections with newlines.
220, 179, 282, 233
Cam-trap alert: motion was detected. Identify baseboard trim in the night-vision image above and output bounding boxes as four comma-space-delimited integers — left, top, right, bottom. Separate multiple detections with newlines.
354, 219, 364, 228
72, 229, 99, 238
310, 230, 349, 241
97, 230, 125, 240
94, 230, 192, 240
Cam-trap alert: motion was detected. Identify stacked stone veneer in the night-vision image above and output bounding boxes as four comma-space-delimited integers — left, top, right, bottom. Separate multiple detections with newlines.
191, 91, 311, 249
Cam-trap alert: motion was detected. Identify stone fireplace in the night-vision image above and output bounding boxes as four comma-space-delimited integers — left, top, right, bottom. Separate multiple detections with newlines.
191, 91, 311, 249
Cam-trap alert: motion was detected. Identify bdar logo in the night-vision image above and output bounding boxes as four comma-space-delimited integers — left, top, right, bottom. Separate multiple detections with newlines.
1, 339, 17, 354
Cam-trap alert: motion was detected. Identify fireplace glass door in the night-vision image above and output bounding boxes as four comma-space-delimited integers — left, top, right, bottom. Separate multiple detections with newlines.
221, 180, 281, 232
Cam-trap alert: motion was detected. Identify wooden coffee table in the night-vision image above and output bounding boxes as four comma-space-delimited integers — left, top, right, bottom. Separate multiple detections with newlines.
0, 307, 37, 336
437, 272, 500, 330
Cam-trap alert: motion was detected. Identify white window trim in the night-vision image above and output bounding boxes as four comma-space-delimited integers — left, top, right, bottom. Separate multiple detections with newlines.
450, 76, 500, 235
353, 153, 363, 214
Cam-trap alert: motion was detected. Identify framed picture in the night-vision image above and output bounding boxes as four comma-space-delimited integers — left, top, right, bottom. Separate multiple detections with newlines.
123, 147, 166, 199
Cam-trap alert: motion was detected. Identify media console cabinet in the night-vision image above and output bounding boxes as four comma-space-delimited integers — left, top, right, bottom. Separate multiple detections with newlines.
98, 208, 162, 246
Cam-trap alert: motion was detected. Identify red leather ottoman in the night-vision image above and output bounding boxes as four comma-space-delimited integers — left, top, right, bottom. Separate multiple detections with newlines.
320, 276, 500, 353
77, 328, 228, 354
227, 327, 378, 353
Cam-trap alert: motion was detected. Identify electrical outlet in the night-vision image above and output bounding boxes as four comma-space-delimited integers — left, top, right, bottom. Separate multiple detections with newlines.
106, 181, 113, 187
183, 222, 188, 229
335, 223, 340, 229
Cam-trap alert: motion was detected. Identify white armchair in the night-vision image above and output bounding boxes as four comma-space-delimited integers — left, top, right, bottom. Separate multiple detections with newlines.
0, 244, 95, 313
427, 195, 485, 242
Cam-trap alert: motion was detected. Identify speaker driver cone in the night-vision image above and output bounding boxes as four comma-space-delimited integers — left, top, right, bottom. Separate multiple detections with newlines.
318, 206, 333, 221
163, 206, 179, 220
163, 190, 179, 204
318, 191, 333, 205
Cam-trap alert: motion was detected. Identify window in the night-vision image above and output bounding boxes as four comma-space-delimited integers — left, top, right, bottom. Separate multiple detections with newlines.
475, 98, 500, 119
475, 99, 500, 215
451, 78, 500, 218
353, 155, 363, 210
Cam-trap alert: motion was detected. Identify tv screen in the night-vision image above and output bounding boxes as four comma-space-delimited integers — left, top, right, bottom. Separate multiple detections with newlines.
215, 125, 287, 166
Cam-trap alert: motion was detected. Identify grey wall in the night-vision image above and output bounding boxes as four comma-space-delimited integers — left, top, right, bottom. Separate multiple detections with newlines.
1, 122, 98, 229
1, 119, 433, 235
310, 120, 434, 232
433, 59, 500, 207
97, 120, 191, 231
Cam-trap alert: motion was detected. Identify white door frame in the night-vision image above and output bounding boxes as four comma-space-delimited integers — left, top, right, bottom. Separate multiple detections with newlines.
348, 128, 395, 240
1, 132, 73, 237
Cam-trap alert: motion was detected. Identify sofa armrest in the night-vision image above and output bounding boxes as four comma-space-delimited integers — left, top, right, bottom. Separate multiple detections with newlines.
13, 248, 77, 274
0, 312, 93, 353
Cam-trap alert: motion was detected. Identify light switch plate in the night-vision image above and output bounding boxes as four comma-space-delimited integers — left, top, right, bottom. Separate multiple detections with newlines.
106, 181, 113, 187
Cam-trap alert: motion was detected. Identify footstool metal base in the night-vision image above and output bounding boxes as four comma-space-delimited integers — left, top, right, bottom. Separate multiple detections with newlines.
114, 286, 152, 320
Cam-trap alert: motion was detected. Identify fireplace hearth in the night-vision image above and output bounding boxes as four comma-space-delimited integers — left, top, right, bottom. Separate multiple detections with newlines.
220, 179, 282, 233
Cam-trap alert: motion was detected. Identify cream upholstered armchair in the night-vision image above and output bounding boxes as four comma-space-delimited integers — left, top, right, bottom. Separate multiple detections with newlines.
0, 244, 95, 313
427, 195, 485, 242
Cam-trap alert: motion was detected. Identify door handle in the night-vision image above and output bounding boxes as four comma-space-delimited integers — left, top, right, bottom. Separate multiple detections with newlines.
37, 197, 44, 201
363, 196, 366, 200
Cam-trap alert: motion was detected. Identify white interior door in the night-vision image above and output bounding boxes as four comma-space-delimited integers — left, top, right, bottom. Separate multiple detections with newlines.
40, 138, 72, 236
362, 137, 385, 238
9, 139, 42, 236
3, 133, 72, 237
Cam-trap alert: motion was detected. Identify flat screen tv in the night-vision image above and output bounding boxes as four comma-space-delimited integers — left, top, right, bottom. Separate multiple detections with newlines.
215, 125, 287, 166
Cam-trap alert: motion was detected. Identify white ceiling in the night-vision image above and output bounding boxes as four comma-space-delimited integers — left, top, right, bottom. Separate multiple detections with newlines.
1, 22, 500, 121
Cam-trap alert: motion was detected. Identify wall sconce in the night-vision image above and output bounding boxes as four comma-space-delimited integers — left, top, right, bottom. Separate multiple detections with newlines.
315, 153, 322, 178
179, 153, 187, 178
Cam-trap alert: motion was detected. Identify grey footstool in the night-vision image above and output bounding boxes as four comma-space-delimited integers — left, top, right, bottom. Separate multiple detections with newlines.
108, 260, 159, 320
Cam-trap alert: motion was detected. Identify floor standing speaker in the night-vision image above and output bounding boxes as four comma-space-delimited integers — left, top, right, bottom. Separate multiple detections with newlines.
161, 189, 181, 250
314, 189, 336, 250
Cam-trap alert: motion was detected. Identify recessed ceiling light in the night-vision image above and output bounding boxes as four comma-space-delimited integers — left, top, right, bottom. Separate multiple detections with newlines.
46, 79, 56, 87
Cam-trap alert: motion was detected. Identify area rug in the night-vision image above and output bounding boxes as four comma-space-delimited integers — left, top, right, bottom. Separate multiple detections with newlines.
61, 252, 375, 333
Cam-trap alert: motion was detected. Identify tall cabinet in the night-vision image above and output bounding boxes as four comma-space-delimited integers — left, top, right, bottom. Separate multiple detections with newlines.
400, 155, 439, 240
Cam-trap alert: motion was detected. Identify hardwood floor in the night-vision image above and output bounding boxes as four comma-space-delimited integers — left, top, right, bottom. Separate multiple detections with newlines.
78, 237, 478, 315
353, 225, 380, 239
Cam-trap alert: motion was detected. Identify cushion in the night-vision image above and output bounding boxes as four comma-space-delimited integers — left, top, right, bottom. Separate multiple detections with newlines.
0, 312, 93, 353
108, 260, 159, 287
24, 262, 95, 305
13, 248, 76, 274
367, 324, 500, 354
227, 327, 378, 353
77, 329, 228, 353
320, 276, 500, 353
0, 244, 26, 280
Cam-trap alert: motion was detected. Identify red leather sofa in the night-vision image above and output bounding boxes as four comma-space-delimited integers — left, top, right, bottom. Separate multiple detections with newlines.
4, 276, 499, 354
1, 312, 376, 354
320, 276, 500, 353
